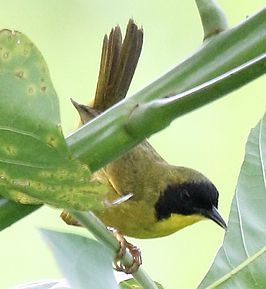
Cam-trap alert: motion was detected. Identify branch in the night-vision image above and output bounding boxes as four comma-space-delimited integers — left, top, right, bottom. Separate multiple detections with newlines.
67, 8, 266, 172
70, 211, 159, 289
195, 0, 228, 39
128, 53, 266, 137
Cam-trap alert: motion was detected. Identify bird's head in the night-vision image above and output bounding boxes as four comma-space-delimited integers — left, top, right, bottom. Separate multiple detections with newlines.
155, 178, 227, 229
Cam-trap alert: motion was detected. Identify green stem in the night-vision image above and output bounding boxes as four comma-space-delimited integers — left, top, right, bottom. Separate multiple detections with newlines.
67, 5, 266, 171
128, 53, 266, 138
195, 0, 228, 39
133, 8, 265, 103
70, 211, 159, 289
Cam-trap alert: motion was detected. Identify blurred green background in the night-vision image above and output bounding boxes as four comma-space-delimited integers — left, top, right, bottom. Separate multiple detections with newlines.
0, 1, 265, 289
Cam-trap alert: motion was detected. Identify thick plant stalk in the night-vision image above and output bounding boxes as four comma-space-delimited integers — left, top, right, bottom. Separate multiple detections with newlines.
195, 0, 228, 39
128, 53, 266, 138
70, 211, 160, 289
67, 7, 266, 172
67, 50, 266, 172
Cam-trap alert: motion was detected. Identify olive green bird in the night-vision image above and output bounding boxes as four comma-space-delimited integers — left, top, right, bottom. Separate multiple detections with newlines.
61, 20, 226, 240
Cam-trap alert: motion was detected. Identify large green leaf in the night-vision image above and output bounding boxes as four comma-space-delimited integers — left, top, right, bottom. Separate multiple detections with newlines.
198, 111, 266, 289
0, 30, 107, 211
41, 229, 119, 289
0, 197, 40, 229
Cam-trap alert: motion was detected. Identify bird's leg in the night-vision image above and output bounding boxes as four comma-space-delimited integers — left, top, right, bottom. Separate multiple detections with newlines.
107, 226, 142, 274
61, 210, 142, 273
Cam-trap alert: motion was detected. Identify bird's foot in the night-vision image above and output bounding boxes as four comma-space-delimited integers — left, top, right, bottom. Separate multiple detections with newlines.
107, 227, 142, 274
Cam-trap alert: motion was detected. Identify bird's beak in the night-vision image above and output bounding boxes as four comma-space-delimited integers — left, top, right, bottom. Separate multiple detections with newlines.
202, 206, 227, 230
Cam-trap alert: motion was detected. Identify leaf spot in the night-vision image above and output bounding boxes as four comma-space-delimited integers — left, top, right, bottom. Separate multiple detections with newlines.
8, 190, 41, 204
39, 171, 53, 178
2, 51, 10, 61
23, 49, 30, 57
3, 144, 17, 156
0, 170, 8, 180
46, 135, 58, 148
27, 85, 36, 95
15, 69, 25, 79
55, 170, 69, 180
41, 85, 47, 92
11, 178, 30, 187
30, 181, 46, 191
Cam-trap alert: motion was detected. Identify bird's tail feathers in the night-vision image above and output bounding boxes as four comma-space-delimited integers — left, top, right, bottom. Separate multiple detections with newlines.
72, 19, 143, 123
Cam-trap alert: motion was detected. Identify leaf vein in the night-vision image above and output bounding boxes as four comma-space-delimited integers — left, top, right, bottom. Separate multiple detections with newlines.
0, 125, 42, 142
222, 246, 234, 270
236, 189, 257, 285
235, 189, 249, 257
205, 245, 266, 289
0, 157, 48, 169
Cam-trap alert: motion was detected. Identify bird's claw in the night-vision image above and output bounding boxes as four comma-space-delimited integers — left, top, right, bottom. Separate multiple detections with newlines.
108, 227, 142, 274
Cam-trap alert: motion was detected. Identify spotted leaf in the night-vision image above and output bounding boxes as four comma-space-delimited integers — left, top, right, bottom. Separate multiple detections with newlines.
0, 30, 107, 211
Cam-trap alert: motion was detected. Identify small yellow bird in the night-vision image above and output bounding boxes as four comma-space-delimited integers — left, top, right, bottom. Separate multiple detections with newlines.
61, 19, 226, 272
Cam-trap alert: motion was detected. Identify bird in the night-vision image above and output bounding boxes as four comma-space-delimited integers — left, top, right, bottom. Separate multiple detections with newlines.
61, 19, 226, 272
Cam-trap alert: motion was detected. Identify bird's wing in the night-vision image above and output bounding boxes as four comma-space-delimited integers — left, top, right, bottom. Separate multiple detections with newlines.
62, 21, 143, 226
69, 20, 143, 202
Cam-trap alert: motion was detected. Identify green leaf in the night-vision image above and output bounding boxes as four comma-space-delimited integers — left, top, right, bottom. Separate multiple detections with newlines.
0, 29, 107, 211
198, 111, 266, 289
11, 279, 70, 289
0, 197, 40, 230
41, 229, 119, 289
120, 279, 164, 289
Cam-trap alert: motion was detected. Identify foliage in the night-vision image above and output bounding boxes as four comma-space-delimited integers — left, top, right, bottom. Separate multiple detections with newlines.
198, 111, 266, 289
41, 230, 119, 289
0, 29, 107, 211
0, 1, 266, 289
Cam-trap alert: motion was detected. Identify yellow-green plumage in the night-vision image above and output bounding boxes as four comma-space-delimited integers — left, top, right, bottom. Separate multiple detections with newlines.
61, 19, 226, 238
95, 142, 207, 238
